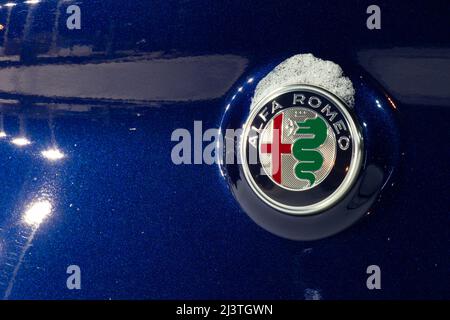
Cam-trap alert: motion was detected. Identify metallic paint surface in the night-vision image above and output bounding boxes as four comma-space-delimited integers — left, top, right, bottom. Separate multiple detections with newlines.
0, 0, 447, 299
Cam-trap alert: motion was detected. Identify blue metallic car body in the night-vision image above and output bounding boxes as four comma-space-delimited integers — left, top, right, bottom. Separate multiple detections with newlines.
0, 0, 448, 299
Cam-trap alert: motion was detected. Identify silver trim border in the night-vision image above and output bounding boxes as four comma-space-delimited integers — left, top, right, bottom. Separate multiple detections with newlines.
241, 84, 363, 216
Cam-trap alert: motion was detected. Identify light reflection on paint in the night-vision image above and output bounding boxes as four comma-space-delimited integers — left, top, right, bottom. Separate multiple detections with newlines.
375, 99, 382, 109
11, 137, 31, 146
386, 96, 397, 110
4, 196, 54, 299
23, 200, 52, 227
41, 148, 65, 161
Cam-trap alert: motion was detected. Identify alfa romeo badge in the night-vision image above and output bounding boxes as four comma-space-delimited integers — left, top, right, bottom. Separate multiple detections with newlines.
241, 84, 363, 215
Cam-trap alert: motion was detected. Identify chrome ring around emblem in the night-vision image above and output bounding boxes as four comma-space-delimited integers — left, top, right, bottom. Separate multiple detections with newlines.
240, 84, 363, 216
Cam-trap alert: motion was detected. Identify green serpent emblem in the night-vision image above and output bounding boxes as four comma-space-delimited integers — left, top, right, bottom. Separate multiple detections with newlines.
292, 117, 328, 186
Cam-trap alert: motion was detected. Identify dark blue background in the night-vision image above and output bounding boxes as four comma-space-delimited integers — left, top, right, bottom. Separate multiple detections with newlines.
0, 0, 447, 299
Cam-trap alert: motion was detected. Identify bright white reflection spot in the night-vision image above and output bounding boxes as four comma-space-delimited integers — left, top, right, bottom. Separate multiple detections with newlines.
4, 2, 17, 7
0, 131, 7, 138
375, 100, 382, 108
11, 137, 31, 146
41, 148, 65, 161
23, 200, 52, 227
247, 78, 254, 83
24, 0, 40, 4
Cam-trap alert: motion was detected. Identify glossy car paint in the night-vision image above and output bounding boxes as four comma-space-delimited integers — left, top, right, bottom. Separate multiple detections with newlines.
0, 0, 448, 299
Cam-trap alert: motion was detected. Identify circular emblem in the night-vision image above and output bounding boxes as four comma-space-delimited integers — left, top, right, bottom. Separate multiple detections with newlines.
241, 84, 363, 215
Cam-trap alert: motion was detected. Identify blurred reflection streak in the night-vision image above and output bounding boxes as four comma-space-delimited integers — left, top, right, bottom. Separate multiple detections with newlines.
50, 0, 69, 54
22, 0, 40, 43
358, 48, 450, 106
3, 196, 53, 299
11, 115, 31, 147
3, 229, 35, 299
0, 3, 15, 55
41, 113, 65, 161
0, 54, 248, 102
0, 113, 6, 137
